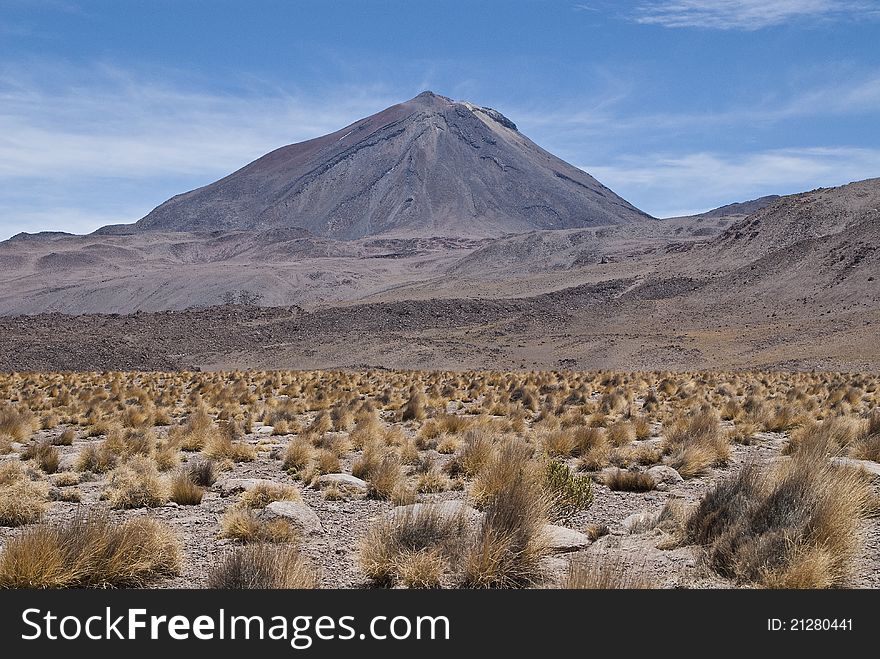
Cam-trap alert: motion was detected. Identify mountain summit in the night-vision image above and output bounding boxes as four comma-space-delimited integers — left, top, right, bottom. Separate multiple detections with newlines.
126, 91, 651, 239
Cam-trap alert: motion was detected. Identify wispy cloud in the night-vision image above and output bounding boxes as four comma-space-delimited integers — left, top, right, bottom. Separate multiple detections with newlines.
582, 147, 880, 216
512, 70, 880, 152
0, 64, 396, 180
633, 0, 879, 30
0, 62, 400, 238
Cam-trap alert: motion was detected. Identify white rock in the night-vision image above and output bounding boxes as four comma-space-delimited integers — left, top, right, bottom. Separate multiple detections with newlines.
261, 500, 324, 534
541, 524, 593, 553
539, 555, 573, 586
831, 457, 880, 478
622, 511, 658, 533
646, 465, 684, 485
315, 473, 368, 492
388, 501, 482, 525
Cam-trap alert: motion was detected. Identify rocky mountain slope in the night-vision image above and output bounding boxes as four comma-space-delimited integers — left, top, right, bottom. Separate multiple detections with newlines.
115, 91, 651, 240
1, 178, 878, 371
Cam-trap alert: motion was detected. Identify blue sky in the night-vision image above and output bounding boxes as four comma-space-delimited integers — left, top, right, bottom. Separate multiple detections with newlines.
1, 0, 879, 239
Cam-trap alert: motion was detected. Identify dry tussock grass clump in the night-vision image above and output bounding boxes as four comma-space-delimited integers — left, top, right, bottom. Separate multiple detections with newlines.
685, 446, 870, 588
540, 429, 577, 457
359, 505, 469, 587
400, 390, 427, 422
575, 428, 610, 471
784, 416, 856, 456
203, 424, 256, 462
102, 456, 169, 509
416, 465, 452, 493
313, 448, 341, 475
75, 442, 118, 473
104, 427, 157, 459
349, 411, 383, 450
728, 419, 758, 445
219, 507, 296, 544
633, 417, 652, 440
351, 440, 382, 479
764, 405, 803, 433
563, 553, 656, 589
22, 440, 60, 474
395, 549, 446, 589
435, 434, 461, 454
0, 512, 180, 588
444, 429, 494, 478
54, 428, 76, 446
606, 421, 634, 447
174, 407, 214, 451
283, 437, 314, 473
186, 458, 216, 487
169, 469, 205, 505
602, 468, 656, 492
240, 482, 301, 509
849, 410, 880, 462
51, 471, 80, 487
463, 465, 550, 588
306, 410, 333, 436
365, 453, 414, 504
0, 404, 35, 443
661, 409, 730, 478
436, 413, 472, 435
0, 463, 51, 526
207, 544, 317, 589
154, 439, 181, 471
470, 440, 539, 508
610, 443, 662, 468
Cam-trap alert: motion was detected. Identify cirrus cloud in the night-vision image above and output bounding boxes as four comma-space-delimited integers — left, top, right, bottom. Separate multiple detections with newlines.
634, 0, 880, 30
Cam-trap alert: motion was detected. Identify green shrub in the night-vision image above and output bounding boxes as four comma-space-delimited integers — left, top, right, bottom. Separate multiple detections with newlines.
544, 460, 593, 523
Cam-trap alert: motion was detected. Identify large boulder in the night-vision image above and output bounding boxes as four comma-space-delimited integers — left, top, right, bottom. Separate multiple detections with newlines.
260, 500, 324, 535
387, 501, 482, 526
315, 473, 368, 494
541, 524, 593, 553
647, 465, 684, 486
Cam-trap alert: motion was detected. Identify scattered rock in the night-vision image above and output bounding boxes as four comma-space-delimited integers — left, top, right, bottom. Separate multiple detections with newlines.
387, 501, 482, 525
315, 473, 368, 493
539, 555, 572, 585
541, 524, 593, 553
622, 510, 658, 533
647, 465, 684, 485
831, 456, 880, 478
261, 500, 324, 535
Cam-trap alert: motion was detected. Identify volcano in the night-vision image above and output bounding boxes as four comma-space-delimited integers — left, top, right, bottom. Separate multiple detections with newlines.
123, 91, 651, 239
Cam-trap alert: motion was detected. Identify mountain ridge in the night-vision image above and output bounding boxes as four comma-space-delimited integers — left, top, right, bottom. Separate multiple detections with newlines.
110, 91, 651, 239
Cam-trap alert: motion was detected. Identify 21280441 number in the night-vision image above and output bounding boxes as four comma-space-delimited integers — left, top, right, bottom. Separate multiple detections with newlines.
768, 619, 853, 631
